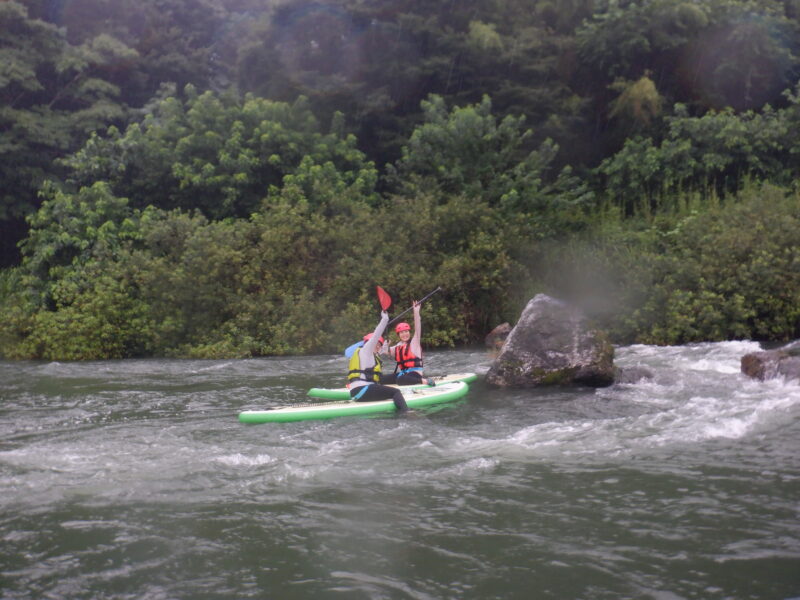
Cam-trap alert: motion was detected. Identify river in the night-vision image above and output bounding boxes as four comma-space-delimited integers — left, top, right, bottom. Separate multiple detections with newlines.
1, 342, 799, 599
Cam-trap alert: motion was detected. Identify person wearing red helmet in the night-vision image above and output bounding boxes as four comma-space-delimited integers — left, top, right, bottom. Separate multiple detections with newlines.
383, 300, 435, 386
346, 310, 409, 411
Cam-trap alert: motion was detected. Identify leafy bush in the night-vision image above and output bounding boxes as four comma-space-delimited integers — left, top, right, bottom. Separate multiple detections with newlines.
530, 183, 800, 345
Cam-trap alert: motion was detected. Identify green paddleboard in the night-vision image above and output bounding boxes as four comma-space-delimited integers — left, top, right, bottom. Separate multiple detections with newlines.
307, 372, 478, 400
239, 381, 470, 424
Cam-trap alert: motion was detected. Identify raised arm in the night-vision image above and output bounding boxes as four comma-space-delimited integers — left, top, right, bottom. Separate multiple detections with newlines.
363, 311, 389, 355
410, 301, 422, 357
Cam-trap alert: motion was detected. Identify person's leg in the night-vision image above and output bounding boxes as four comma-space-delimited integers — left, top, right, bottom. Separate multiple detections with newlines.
396, 371, 423, 385
354, 383, 408, 411
397, 371, 435, 386
379, 372, 398, 384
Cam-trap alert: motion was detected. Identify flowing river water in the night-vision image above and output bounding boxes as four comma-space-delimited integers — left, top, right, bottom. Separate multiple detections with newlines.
1, 342, 799, 599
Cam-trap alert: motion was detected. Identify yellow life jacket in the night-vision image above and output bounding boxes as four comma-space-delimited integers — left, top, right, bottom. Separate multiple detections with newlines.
348, 349, 382, 385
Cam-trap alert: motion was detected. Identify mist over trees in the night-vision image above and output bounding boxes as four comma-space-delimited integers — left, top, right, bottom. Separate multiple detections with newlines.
1, 0, 799, 359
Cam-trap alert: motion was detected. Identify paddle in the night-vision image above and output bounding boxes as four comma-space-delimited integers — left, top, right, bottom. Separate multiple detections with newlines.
376, 285, 392, 312
344, 286, 442, 357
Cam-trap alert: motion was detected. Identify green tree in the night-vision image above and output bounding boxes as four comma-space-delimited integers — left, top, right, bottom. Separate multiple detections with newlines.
18, 0, 246, 106
576, 0, 798, 112
0, 1, 135, 266
597, 83, 800, 214
236, 0, 593, 169
574, 0, 800, 158
608, 73, 664, 137
388, 94, 594, 237
18, 181, 139, 306
680, 0, 800, 111
62, 87, 379, 219
0, 180, 153, 359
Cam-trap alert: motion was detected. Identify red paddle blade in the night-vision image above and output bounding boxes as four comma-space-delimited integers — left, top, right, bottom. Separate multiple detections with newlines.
376, 285, 392, 310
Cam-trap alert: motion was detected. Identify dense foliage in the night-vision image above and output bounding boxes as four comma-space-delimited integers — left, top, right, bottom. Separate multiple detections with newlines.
1, 0, 799, 359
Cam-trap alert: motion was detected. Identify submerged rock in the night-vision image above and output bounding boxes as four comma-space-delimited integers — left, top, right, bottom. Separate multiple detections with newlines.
486, 294, 615, 388
741, 341, 800, 382
614, 366, 655, 384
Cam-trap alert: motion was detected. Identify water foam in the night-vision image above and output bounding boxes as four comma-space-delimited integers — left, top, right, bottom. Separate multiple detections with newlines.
431, 342, 800, 464
215, 453, 275, 466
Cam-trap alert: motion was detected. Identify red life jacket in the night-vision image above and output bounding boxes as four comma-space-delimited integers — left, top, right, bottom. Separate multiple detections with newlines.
394, 343, 423, 373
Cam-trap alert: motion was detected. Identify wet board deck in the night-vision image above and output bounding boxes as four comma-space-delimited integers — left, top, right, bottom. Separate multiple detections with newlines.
307, 372, 478, 400
239, 381, 470, 424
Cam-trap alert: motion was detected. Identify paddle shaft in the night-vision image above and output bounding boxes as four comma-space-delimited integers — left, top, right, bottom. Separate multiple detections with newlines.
387, 286, 442, 328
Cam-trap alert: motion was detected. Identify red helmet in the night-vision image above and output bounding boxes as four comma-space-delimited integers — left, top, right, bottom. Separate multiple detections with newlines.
395, 322, 411, 333
363, 333, 385, 344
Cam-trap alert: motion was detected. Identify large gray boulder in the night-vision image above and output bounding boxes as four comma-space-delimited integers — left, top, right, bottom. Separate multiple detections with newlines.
741, 341, 800, 382
486, 294, 615, 388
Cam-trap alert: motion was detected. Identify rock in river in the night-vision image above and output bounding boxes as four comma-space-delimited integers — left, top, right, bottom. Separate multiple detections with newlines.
741, 340, 800, 382
486, 294, 615, 388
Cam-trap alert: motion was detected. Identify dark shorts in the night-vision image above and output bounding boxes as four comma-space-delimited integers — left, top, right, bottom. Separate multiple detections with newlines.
380, 371, 424, 386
